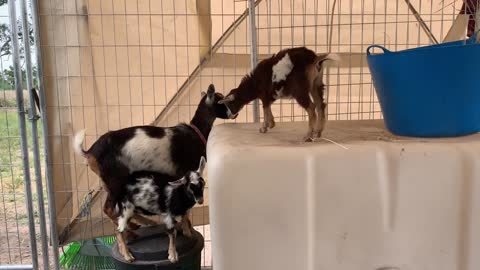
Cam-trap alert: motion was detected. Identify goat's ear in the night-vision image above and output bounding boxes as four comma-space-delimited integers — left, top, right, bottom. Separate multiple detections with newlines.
218, 94, 234, 104
169, 177, 187, 187
201, 91, 207, 98
197, 156, 206, 176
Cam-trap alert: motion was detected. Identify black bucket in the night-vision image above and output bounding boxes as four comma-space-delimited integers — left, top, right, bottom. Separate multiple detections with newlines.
111, 225, 204, 270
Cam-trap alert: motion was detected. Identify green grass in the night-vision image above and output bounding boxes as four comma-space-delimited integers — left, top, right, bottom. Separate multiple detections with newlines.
0, 107, 45, 193
0, 102, 46, 225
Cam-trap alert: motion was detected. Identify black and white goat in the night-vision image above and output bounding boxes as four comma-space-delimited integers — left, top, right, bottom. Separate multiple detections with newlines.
218, 47, 339, 141
73, 84, 228, 261
117, 157, 206, 263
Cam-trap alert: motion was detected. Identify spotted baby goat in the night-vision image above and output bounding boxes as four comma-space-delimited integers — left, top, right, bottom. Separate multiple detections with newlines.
218, 47, 339, 141
73, 84, 228, 261
117, 157, 206, 263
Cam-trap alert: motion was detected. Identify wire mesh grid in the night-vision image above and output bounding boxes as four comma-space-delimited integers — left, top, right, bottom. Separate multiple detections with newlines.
0, 77, 42, 267
252, 0, 466, 123
12, 0, 471, 269
0, 0, 54, 268
0, 109, 52, 269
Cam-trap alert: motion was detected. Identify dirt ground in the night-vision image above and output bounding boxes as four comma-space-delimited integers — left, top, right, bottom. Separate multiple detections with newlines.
0, 204, 57, 268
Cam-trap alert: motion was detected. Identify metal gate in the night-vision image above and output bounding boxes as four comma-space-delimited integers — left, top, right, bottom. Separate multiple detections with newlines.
0, 0, 58, 269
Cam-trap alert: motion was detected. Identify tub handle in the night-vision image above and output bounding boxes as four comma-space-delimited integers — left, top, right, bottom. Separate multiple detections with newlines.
367, 45, 391, 55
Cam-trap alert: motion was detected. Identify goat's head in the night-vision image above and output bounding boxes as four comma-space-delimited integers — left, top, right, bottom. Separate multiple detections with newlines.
168, 156, 207, 205
217, 72, 256, 119
198, 84, 230, 120
217, 88, 242, 119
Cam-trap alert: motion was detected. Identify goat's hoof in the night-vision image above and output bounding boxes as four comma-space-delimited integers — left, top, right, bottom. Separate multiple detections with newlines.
312, 130, 323, 138
168, 250, 179, 263
125, 254, 135, 262
303, 135, 314, 142
123, 250, 135, 262
268, 121, 275, 129
259, 127, 268, 133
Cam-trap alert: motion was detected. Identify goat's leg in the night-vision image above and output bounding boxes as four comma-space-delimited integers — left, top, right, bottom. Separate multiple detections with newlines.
265, 106, 275, 129
303, 101, 317, 142
294, 90, 317, 142
310, 84, 326, 138
113, 211, 136, 262
103, 199, 135, 262
117, 201, 135, 233
130, 214, 157, 227
114, 227, 136, 262
163, 215, 179, 262
167, 227, 179, 263
117, 230, 135, 262
180, 213, 193, 238
317, 102, 327, 137
260, 105, 272, 133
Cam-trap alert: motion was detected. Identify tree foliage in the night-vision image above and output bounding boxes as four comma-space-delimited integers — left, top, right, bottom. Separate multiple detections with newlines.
3, 65, 38, 88
0, 0, 36, 90
0, 20, 35, 58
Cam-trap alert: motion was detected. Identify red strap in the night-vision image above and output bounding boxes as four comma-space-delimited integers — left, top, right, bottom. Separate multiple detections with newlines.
189, 124, 207, 146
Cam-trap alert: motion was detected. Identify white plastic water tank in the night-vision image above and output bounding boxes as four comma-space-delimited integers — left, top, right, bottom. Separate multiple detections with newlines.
207, 120, 480, 270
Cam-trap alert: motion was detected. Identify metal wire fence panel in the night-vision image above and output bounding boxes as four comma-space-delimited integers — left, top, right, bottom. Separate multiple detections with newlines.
0, 0, 55, 268
26, 0, 474, 269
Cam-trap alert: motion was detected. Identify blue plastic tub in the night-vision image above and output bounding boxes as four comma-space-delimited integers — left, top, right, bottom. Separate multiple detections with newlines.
366, 35, 480, 137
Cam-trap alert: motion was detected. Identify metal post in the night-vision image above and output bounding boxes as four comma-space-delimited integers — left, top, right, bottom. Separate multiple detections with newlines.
20, 0, 50, 268
404, 0, 438, 44
30, 0, 61, 268
248, 0, 260, 122
7, 0, 38, 269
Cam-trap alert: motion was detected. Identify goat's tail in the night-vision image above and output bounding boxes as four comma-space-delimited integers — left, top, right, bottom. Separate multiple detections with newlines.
315, 53, 341, 72
73, 129, 87, 157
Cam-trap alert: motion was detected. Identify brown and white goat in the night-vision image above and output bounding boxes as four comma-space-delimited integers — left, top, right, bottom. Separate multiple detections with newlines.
218, 47, 339, 141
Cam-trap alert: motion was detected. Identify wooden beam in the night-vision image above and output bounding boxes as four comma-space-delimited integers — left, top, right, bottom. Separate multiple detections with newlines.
197, 0, 212, 59
206, 52, 369, 69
